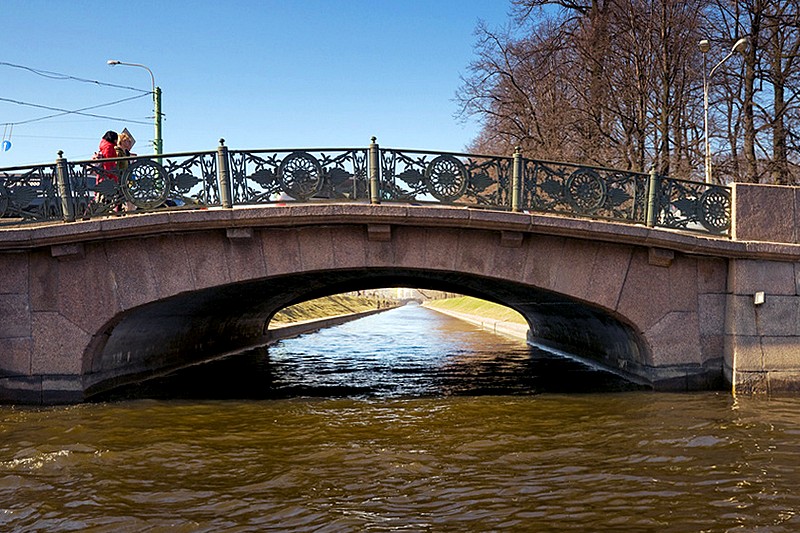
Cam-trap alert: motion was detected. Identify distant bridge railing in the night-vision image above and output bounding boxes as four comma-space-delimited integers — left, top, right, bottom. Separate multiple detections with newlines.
0, 138, 731, 236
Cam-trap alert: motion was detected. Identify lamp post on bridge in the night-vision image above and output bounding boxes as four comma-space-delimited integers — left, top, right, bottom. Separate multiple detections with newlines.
107, 60, 162, 155
699, 37, 748, 184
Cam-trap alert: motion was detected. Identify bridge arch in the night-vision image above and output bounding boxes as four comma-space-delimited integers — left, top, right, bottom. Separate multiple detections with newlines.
81, 267, 653, 398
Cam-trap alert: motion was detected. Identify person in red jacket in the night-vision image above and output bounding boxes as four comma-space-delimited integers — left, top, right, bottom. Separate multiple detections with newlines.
97, 130, 119, 183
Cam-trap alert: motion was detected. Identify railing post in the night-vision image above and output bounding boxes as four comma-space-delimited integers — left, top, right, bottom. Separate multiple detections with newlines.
369, 136, 381, 205
55, 151, 75, 222
646, 167, 659, 228
512, 146, 523, 212
217, 138, 233, 208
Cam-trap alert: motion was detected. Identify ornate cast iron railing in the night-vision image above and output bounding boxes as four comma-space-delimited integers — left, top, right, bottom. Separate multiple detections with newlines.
654, 176, 732, 234
229, 147, 369, 203
0, 149, 218, 222
0, 162, 60, 221
378, 148, 512, 207
521, 160, 650, 225
0, 138, 732, 236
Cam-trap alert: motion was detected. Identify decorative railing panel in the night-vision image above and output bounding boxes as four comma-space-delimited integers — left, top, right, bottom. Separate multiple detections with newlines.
655, 176, 731, 234
378, 149, 512, 207
66, 151, 219, 219
0, 140, 732, 237
522, 161, 650, 225
0, 164, 61, 222
229, 148, 369, 203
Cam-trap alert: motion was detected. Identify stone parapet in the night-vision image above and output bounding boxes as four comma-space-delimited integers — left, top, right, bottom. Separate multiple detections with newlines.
732, 183, 800, 243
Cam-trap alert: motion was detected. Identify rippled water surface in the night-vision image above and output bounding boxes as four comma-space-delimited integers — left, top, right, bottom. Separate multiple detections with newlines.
2, 305, 800, 531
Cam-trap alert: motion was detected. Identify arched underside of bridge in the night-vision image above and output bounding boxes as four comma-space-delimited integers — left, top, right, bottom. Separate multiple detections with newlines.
82, 268, 654, 399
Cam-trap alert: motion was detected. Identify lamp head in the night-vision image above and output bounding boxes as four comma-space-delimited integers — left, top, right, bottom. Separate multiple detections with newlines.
699, 39, 710, 53
107, 60, 121, 66
732, 37, 749, 54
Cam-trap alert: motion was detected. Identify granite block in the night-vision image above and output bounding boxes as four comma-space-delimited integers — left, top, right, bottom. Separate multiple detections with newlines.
490, 238, 530, 281
224, 232, 268, 283
729, 259, 796, 296
726, 334, 764, 371
668, 256, 699, 313
698, 293, 726, 338
105, 238, 161, 311
0, 337, 32, 375
422, 228, 461, 271
146, 234, 194, 299
183, 232, 232, 290
552, 238, 596, 300
262, 229, 302, 276
297, 226, 335, 272
0, 294, 31, 338
616, 248, 672, 332
29, 251, 58, 312
761, 337, 800, 371
31, 312, 88, 374
645, 311, 702, 365
732, 183, 796, 243
0, 252, 28, 295
454, 230, 494, 276
733, 370, 769, 394
54, 242, 119, 333
725, 295, 758, 336
586, 242, 633, 311
523, 234, 566, 288
392, 227, 425, 269
754, 295, 800, 336
331, 226, 368, 270
767, 371, 800, 393
697, 257, 728, 294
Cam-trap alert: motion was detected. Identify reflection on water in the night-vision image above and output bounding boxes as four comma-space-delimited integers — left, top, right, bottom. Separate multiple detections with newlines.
4, 305, 800, 531
98, 304, 642, 401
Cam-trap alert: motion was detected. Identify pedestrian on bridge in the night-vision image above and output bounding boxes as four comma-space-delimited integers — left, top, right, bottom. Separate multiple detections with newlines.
114, 128, 136, 173
114, 129, 137, 212
96, 130, 119, 183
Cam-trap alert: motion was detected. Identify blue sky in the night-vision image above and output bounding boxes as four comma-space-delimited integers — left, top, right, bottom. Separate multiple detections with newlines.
0, 1, 514, 167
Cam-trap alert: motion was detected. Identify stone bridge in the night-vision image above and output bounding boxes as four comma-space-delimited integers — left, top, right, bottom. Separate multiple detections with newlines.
1, 181, 800, 403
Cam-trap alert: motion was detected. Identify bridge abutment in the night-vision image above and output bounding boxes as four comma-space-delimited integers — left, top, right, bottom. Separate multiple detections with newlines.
724, 183, 800, 393
725, 258, 800, 393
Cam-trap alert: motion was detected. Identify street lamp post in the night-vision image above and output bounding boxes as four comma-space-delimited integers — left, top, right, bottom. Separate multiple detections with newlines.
107, 60, 162, 155
699, 37, 748, 184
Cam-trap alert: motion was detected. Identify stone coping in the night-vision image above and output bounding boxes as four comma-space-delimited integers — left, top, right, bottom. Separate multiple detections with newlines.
1, 202, 799, 262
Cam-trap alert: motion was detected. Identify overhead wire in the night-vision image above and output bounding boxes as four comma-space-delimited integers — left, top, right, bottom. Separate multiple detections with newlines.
0, 94, 153, 126
0, 61, 154, 128
0, 61, 149, 94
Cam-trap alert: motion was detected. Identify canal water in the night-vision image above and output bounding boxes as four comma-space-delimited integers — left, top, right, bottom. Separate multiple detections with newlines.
2, 304, 800, 531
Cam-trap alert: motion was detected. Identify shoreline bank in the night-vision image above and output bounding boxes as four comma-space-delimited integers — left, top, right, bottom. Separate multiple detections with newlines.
422, 305, 529, 341
267, 306, 397, 343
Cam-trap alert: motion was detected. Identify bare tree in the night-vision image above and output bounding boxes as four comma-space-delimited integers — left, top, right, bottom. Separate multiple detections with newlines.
461, 0, 800, 185
458, 18, 583, 159
704, 0, 800, 183
763, 0, 800, 184
461, 0, 709, 174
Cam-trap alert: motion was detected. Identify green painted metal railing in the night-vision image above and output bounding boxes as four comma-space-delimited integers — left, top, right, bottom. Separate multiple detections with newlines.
0, 138, 731, 236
